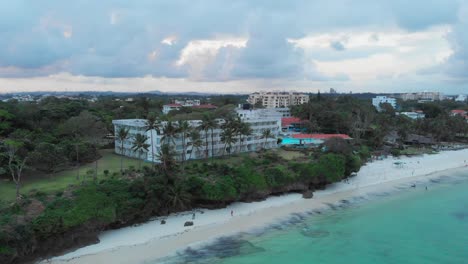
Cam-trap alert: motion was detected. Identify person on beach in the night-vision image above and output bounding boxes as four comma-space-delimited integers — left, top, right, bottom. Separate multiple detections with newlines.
192, 213, 195, 220
425, 186, 428, 190
231, 210, 233, 217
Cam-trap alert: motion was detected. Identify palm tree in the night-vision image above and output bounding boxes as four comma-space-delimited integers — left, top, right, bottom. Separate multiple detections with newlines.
238, 122, 253, 153
177, 120, 190, 165
188, 129, 203, 161
116, 127, 130, 174
220, 127, 237, 156
261, 129, 274, 149
132, 133, 150, 170
145, 114, 160, 168
157, 143, 178, 176
166, 182, 192, 210
162, 121, 178, 147
199, 114, 217, 159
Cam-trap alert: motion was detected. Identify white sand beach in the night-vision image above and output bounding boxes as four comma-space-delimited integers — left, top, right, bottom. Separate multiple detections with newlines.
43, 149, 468, 264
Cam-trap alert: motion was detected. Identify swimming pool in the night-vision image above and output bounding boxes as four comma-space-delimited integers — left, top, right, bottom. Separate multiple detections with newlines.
280, 137, 322, 145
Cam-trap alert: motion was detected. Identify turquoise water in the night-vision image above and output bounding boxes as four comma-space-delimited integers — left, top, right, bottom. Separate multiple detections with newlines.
281, 137, 322, 145
158, 170, 468, 264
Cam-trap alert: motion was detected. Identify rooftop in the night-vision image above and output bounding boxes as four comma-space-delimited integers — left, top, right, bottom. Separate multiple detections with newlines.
281, 117, 305, 127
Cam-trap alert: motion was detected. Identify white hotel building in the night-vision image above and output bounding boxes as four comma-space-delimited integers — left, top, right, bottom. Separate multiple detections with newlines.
113, 108, 282, 163
247, 91, 309, 108
372, 96, 397, 111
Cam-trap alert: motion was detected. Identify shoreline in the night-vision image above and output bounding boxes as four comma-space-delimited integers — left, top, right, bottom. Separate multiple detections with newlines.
43, 149, 468, 264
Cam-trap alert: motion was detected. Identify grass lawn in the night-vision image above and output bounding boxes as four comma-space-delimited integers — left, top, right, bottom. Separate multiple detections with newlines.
0, 149, 142, 203
276, 148, 308, 161
400, 147, 436, 156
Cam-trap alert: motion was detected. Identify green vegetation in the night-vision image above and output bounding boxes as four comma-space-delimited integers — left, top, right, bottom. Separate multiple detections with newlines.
0, 150, 141, 203
0, 94, 466, 263
292, 95, 468, 147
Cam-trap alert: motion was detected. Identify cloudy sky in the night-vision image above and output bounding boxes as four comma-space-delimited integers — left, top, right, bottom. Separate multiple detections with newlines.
0, 0, 467, 94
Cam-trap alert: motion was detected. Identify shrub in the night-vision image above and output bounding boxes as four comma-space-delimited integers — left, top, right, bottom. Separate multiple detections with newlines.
264, 165, 292, 187
201, 176, 238, 201
315, 154, 346, 183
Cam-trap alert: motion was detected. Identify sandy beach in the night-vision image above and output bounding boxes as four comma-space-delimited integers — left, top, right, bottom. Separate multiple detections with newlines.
43, 149, 468, 264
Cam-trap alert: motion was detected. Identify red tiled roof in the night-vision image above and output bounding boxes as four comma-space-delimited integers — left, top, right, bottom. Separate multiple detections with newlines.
193, 104, 218, 109
451, 109, 466, 114
165, 104, 182, 107
292, 134, 351, 140
281, 117, 305, 127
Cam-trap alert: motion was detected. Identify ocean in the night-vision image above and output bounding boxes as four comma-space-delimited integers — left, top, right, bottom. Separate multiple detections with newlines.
156, 169, 468, 264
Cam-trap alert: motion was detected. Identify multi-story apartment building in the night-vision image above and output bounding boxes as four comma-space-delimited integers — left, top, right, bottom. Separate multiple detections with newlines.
247, 91, 309, 108
113, 108, 281, 163
401, 92, 445, 101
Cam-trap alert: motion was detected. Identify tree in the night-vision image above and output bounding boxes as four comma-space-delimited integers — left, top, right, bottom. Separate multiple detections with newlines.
29, 142, 66, 176
166, 182, 192, 210
177, 120, 190, 166
60, 111, 107, 181
220, 127, 237, 156
261, 129, 274, 149
116, 127, 130, 174
132, 133, 150, 170
3, 139, 28, 201
161, 121, 178, 147
323, 137, 352, 155
199, 114, 218, 159
0, 109, 14, 136
157, 143, 178, 177
201, 114, 218, 158
188, 129, 203, 160
238, 121, 252, 153
145, 114, 160, 168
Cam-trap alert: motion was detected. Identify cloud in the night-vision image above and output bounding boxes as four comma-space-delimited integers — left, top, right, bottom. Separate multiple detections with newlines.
330, 41, 346, 51
0, 0, 466, 93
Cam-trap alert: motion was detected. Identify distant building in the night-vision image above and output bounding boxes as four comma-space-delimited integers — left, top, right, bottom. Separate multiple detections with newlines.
162, 99, 216, 114
174, 99, 201, 106
401, 92, 445, 101
372, 96, 397, 111
398, 111, 425, 120
451, 110, 467, 117
247, 91, 309, 108
113, 108, 281, 162
329, 88, 337, 94
281, 117, 306, 132
455, 94, 467, 102
275, 107, 291, 117
162, 103, 183, 114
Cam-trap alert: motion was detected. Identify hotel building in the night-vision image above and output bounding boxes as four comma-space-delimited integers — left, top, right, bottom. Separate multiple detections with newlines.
113, 108, 281, 163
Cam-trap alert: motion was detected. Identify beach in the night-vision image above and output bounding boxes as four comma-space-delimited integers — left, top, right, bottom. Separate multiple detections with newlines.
43, 149, 468, 264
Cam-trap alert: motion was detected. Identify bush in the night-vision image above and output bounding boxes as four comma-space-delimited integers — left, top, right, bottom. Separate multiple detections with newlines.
264, 165, 292, 187
390, 148, 401, 157
235, 166, 268, 194
315, 154, 346, 183
201, 176, 238, 201
345, 154, 362, 175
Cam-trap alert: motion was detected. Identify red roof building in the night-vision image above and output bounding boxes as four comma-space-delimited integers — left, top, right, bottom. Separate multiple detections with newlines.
451, 109, 467, 116
281, 117, 305, 128
292, 134, 351, 140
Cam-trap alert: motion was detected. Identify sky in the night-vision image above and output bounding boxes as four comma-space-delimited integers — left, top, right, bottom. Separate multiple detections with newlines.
0, 0, 467, 94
